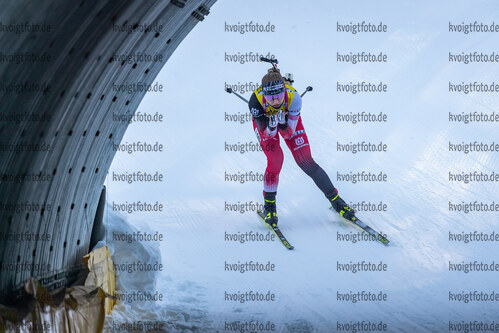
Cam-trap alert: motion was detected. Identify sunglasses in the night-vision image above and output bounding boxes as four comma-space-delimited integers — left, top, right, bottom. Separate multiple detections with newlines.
264, 92, 285, 101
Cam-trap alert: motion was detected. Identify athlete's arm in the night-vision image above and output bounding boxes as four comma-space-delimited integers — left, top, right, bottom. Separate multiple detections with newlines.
278, 92, 302, 139
249, 92, 278, 138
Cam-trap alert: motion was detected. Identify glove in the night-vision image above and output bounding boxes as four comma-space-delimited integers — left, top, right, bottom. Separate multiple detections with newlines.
277, 109, 287, 125
268, 114, 278, 129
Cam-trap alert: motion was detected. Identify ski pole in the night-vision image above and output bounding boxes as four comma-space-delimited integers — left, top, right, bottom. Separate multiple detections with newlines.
225, 87, 249, 104
226, 85, 313, 104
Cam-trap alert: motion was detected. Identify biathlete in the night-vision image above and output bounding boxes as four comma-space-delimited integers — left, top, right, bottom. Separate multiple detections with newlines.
248, 67, 356, 227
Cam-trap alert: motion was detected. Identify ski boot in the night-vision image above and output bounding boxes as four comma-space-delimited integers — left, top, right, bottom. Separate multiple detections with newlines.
263, 192, 278, 228
330, 194, 357, 221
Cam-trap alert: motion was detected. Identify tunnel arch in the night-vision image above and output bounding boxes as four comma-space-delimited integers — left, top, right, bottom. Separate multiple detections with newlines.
0, 0, 216, 303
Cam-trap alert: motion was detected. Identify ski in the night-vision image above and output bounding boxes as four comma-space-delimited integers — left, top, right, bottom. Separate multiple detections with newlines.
257, 210, 294, 250
329, 207, 390, 246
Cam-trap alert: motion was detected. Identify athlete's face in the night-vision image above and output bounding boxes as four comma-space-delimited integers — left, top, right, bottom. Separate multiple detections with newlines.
267, 95, 284, 108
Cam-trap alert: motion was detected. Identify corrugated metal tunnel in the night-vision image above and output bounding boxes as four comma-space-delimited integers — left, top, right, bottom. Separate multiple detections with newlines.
0, 0, 216, 303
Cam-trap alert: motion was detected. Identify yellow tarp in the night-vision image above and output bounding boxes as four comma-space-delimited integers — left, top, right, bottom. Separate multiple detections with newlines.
0, 245, 115, 333
83, 245, 115, 315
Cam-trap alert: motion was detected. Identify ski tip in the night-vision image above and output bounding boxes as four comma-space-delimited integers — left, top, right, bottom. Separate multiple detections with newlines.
329, 208, 390, 247
378, 236, 390, 246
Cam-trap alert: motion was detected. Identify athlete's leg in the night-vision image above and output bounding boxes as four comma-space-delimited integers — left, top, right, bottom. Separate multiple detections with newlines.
253, 120, 283, 194
253, 120, 283, 225
282, 117, 338, 200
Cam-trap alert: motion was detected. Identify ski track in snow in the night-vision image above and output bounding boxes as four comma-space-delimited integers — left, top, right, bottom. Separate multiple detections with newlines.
103, 1, 499, 332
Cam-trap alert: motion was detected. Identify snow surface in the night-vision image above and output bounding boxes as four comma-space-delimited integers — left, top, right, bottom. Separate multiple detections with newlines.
103, 1, 499, 332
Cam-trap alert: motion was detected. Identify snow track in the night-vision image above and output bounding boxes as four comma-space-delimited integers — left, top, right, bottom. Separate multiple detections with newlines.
105, 1, 499, 331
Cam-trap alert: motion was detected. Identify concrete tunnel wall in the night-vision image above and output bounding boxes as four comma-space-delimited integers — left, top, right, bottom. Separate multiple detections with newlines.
0, 0, 216, 303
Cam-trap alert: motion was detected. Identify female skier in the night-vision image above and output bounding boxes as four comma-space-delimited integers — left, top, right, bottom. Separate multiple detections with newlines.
248, 67, 356, 227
